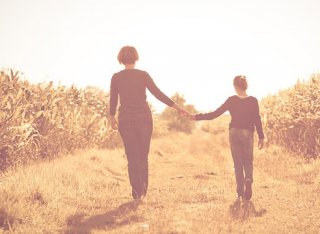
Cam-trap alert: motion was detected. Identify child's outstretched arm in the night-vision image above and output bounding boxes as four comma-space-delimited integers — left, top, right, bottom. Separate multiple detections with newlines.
188, 98, 230, 121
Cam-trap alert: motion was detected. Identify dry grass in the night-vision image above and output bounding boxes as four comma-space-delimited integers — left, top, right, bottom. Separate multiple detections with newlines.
0, 129, 320, 233
261, 73, 320, 158
0, 69, 118, 171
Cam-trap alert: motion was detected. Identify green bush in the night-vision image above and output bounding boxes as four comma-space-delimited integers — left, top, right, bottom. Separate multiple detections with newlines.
160, 93, 197, 134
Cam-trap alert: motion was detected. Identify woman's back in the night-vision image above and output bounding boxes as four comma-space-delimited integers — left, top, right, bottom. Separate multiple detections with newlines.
110, 69, 174, 118
111, 69, 149, 114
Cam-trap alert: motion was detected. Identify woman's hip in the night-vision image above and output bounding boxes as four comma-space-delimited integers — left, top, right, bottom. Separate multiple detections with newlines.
118, 115, 153, 133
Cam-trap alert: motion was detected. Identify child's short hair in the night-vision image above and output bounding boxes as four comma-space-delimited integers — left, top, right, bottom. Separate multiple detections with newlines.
117, 46, 139, 65
233, 75, 248, 90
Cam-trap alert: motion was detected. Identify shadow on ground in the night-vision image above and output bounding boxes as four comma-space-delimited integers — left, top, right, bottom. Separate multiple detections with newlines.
65, 200, 142, 234
229, 199, 267, 221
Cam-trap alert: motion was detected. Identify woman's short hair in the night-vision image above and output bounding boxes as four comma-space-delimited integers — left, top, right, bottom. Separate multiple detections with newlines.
233, 75, 248, 90
117, 46, 139, 65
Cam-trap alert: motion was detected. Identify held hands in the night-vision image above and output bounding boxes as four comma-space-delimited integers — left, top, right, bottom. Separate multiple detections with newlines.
172, 103, 189, 117
187, 114, 197, 121
171, 103, 198, 120
110, 116, 118, 131
178, 109, 189, 117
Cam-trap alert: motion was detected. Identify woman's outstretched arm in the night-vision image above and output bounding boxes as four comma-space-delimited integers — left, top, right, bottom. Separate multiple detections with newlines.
146, 73, 188, 116
145, 73, 174, 106
171, 103, 189, 116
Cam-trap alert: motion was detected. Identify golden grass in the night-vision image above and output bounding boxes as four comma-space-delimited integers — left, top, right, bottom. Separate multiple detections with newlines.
0, 148, 129, 233
0, 129, 320, 233
261, 73, 320, 158
0, 69, 116, 170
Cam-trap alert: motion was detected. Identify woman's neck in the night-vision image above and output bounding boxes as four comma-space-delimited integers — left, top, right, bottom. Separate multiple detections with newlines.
236, 91, 248, 97
125, 64, 135, 69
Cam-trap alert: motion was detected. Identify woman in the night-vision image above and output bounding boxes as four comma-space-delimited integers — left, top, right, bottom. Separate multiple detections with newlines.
189, 75, 264, 200
109, 46, 187, 200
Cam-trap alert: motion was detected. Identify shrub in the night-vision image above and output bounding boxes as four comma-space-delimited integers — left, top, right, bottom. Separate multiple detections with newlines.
160, 93, 197, 134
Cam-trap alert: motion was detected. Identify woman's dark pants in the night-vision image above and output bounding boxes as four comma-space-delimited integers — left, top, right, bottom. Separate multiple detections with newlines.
229, 128, 254, 197
119, 118, 153, 199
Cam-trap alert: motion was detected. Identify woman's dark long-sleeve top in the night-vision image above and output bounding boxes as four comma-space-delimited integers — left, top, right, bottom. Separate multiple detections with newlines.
109, 69, 174, 119
196, 95, 265, 139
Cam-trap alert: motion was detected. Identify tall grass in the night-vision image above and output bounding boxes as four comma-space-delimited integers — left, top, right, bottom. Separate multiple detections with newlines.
261, 73, 320, 158
0, 69, 120, 170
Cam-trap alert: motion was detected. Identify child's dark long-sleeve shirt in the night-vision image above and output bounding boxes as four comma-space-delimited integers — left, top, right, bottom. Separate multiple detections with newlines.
196, 95, 264, 139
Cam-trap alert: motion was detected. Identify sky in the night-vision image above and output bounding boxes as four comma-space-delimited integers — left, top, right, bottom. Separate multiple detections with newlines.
1, 0, 320, 112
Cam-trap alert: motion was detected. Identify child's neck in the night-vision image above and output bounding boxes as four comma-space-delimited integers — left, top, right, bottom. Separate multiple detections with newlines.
125, 64, 135, 69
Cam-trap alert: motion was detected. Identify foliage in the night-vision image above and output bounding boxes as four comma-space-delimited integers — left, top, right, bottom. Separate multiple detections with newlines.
261, 73, 320, 158
0, 69, 119, 170
160, 93, 197, 134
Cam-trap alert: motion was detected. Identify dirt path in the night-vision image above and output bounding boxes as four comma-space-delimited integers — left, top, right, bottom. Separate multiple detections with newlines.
65, 131, 320, 234
1, 131, 319, 233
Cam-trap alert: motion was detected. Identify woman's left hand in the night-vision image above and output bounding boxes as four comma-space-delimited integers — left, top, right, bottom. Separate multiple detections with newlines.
110, 117, 118, 130
172, 103, 189, 117
258, 139, 264, 149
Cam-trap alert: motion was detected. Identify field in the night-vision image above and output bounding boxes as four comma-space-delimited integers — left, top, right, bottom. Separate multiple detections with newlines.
1, 126, 320, 233
1, 70, 320, 233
